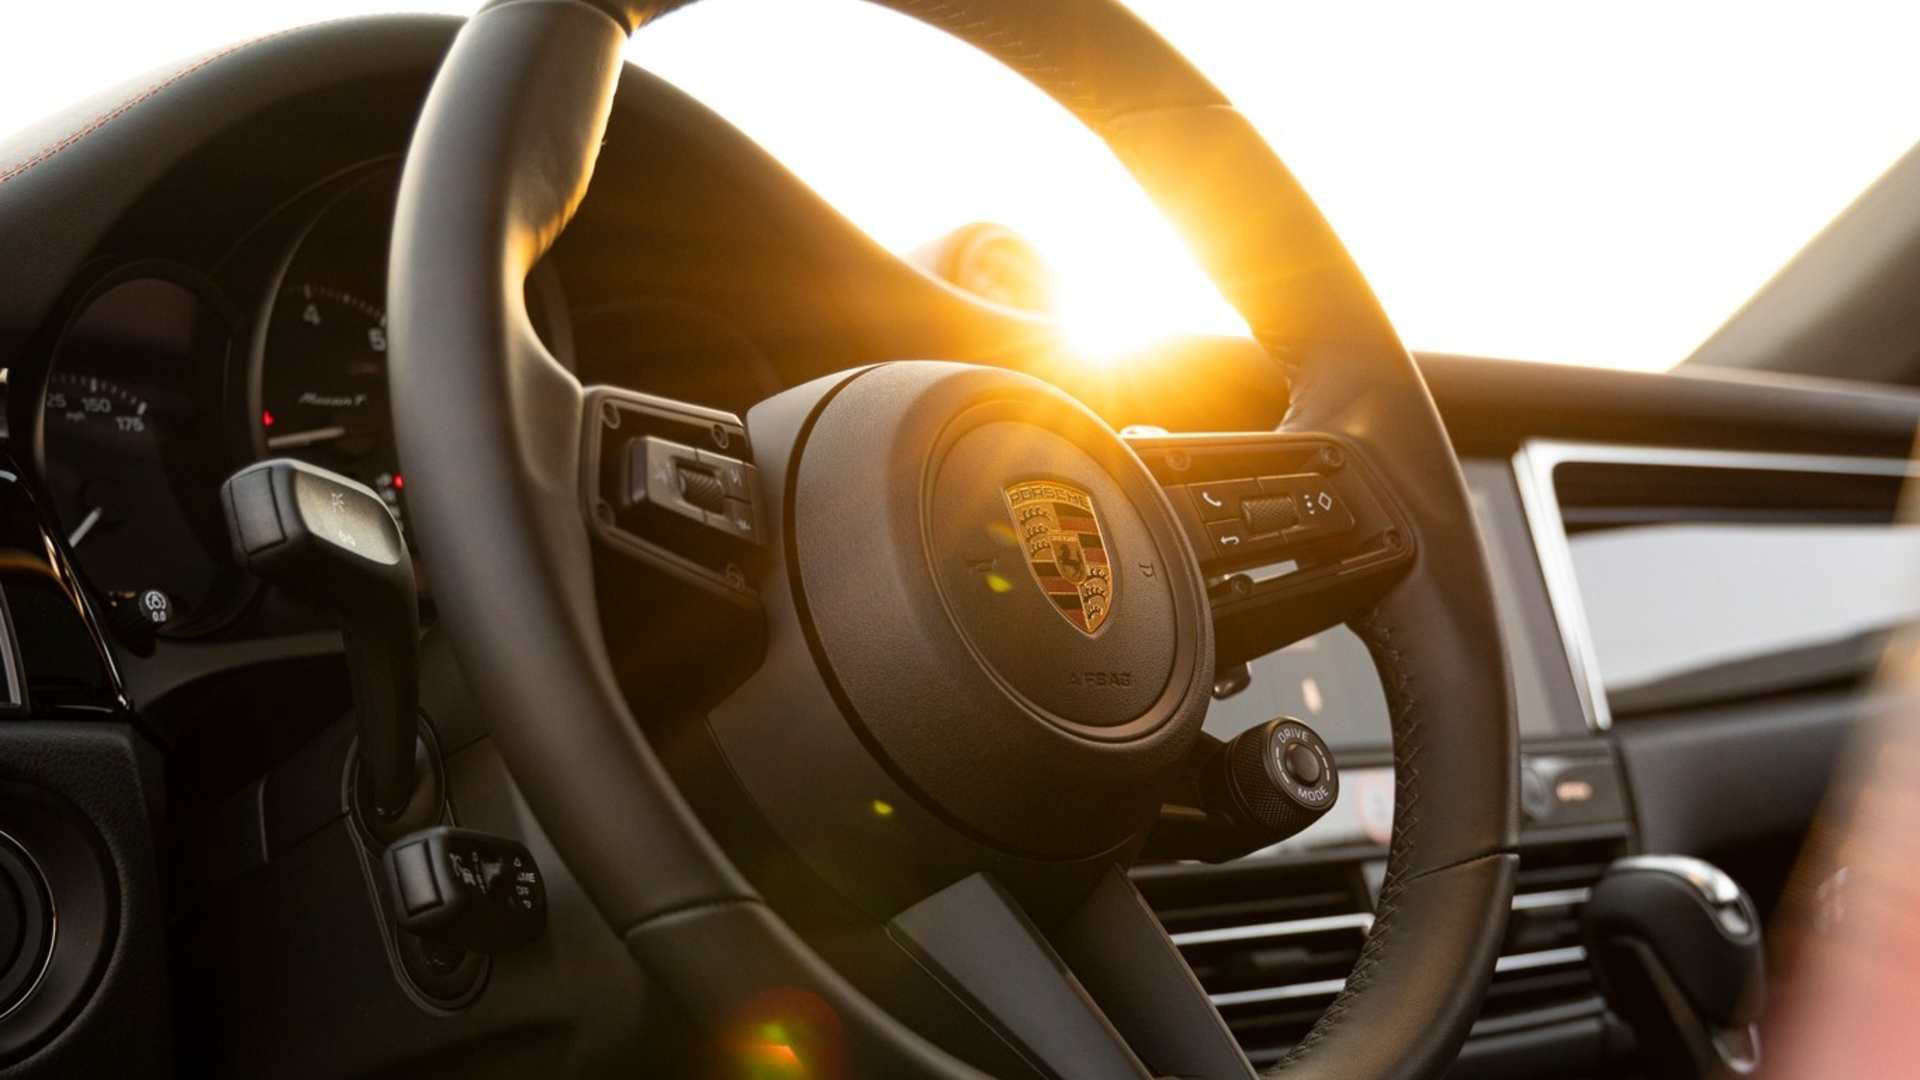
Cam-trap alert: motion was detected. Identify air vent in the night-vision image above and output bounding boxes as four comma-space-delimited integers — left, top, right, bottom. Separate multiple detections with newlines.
1135, 834, 1627, 1065
1134, 857, 1371, 1063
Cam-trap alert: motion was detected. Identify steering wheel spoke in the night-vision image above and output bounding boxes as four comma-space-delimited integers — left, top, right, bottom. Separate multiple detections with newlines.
1054, 868, 1261, 1079
887, 868, 1259, 1080
888, 873, 1157, 1079
574, 383, 779, 709
1126, 431, 1417, 670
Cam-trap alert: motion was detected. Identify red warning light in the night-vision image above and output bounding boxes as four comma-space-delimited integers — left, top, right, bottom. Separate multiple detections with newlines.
262, 409, 275, 428
392, 473, 405, 490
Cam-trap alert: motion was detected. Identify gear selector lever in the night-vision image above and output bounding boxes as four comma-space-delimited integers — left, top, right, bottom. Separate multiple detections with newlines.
1583, 855, 1766, 1077
221, 458, 421, 828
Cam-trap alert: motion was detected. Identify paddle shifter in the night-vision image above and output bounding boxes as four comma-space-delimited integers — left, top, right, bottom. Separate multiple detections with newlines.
1582, 855, 1766, 1077
220, 459, 420, 828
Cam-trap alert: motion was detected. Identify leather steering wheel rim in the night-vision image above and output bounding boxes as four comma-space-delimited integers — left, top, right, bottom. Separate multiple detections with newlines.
388, 2, 1519, 1077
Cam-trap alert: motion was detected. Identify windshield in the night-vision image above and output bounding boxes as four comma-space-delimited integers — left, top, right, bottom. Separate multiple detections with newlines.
7, 1, 1918, 370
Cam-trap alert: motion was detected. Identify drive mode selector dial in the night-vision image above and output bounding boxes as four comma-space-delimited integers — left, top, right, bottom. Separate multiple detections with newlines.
1213, 717, 1338, 838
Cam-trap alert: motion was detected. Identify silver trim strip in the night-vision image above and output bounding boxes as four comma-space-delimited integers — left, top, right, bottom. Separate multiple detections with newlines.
1493, 945, 1588, 973
1209, 977, 1352, 1008
1169, 888, 1590, 948
1509, 886, 1592, 911
1168, 911, 1374, 947
1510, 440, 1920, 732
1206, 946, 1589, 1009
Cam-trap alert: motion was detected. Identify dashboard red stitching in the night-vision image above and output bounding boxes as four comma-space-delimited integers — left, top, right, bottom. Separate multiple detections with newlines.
0, 29, 290, 187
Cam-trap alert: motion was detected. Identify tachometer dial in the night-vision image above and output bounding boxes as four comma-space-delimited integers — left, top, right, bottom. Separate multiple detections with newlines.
261, 284, 406, 525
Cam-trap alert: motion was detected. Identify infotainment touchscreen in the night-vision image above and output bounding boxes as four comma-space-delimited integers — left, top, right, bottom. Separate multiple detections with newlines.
1567, 522, 1919, 716
1521, 443, 1917, 724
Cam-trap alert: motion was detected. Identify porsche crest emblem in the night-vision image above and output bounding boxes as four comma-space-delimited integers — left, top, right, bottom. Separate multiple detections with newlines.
1004, 480, 1115, 635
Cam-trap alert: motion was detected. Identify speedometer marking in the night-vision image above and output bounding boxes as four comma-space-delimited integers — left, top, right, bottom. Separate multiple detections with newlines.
266, 425, 349, 449
67, 505, 104, 548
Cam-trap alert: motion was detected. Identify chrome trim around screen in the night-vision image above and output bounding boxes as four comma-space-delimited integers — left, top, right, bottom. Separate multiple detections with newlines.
1510, 440, 1918, 733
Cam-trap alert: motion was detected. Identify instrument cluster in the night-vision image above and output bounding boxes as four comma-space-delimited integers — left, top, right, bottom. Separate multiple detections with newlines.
29, 168, 571, 642
30, 161, 781, 647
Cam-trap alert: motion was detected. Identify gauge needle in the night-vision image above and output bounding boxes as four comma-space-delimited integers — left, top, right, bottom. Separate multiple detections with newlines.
67, 505, 104, 548
266, 425, 349, 449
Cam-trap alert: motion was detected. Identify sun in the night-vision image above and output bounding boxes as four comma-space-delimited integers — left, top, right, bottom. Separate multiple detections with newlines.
1050, 239, 1250, 365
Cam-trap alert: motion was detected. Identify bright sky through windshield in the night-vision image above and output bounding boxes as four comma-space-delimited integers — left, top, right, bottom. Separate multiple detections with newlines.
5, 2, 1918, 370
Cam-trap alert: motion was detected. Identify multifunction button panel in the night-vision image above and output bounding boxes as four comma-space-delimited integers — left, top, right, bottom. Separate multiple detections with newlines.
580, 386, 764, 599
627, 435, 762, 544
1185, 472, 1357, 558
1127, 433, 1415, 665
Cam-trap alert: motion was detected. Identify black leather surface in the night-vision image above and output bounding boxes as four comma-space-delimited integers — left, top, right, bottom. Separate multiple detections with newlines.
888, 874, 1152, 1078
625, 899, 993, 1079
1010, 29, 1519, 1080
391, 0, 753, 932
787, 362, 1210, 858
1281, 854, 1519, 1080
389, 4, 998, 1075
390, 1, 1517, 1077
1054, 868, 1259, 1080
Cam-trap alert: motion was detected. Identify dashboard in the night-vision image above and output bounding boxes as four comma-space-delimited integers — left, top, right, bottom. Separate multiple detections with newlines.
0, 14, 1917, 1080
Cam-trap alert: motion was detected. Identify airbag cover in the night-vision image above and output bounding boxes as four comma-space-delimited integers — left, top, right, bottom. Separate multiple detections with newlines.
790, 362, 1210, 857
927, 421, 1175, 728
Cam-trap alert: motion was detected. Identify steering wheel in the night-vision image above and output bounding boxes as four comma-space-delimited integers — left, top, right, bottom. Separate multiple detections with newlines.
388, 1, 1517, 1077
